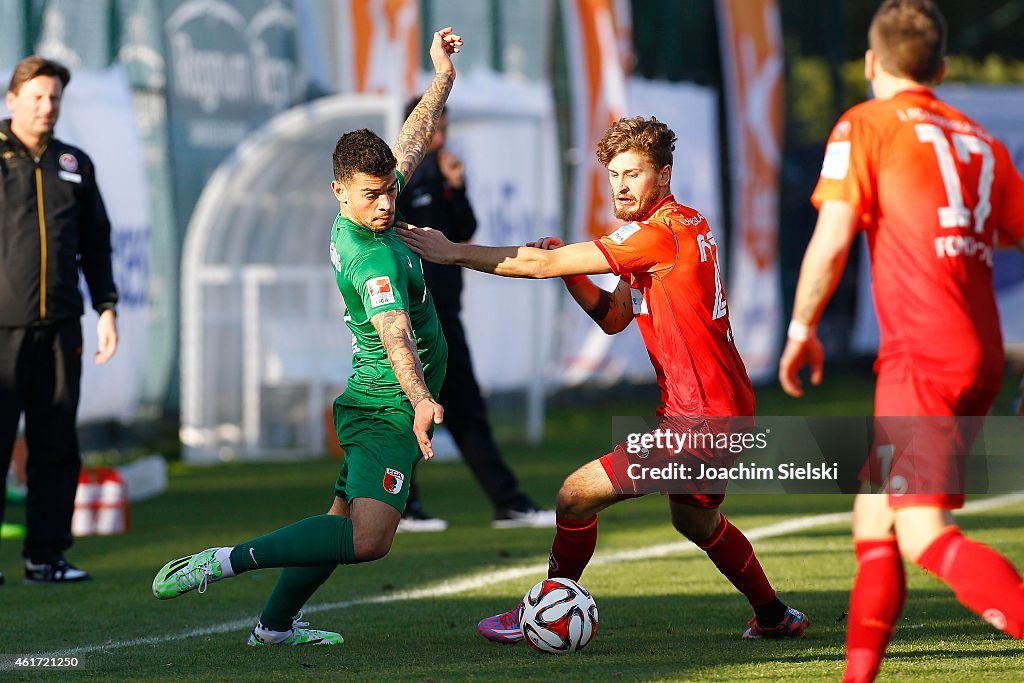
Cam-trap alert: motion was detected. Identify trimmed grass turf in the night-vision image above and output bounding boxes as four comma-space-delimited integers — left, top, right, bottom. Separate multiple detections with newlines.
1, 369, 1021, 680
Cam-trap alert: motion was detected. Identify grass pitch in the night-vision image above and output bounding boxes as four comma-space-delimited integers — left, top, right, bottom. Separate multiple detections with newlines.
1, 369, 1021, 681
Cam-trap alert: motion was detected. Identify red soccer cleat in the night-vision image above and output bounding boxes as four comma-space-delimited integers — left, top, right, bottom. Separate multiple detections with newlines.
742, 607, 810, 639
477, 602, 525, 643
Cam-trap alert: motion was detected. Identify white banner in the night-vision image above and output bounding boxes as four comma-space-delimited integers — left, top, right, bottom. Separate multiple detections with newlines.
2, 66, 151, 421
440, 72, 562, 392
853, 84, 1024, 352
716, 0, 785, 382
558, 0, 647, 385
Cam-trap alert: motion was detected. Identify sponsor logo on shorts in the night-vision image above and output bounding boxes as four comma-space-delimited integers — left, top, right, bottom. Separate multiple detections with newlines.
367, 276, 396, 307
383, 467, 405, 495
59, 153, 78, 172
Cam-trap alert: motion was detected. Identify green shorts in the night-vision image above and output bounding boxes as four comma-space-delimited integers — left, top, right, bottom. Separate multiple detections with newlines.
332, 401, 423, 513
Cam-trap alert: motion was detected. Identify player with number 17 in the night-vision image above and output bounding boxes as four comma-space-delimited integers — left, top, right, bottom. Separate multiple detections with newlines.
779, 2, 1024, 681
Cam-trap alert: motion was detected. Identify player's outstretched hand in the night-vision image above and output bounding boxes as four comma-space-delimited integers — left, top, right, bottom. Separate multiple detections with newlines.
526, 236, 565, 250
779, 335, 824, 398
429, 26, 463, 76
413, 398, 444, 460
396, 221, 455, 264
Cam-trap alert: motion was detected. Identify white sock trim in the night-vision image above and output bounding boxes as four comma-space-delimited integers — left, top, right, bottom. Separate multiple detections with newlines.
214, 547, 236, 577
253, 621, 293, 643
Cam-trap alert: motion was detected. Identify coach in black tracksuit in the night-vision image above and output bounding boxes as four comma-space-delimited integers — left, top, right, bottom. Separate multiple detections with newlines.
0, 57, 118, 584
396, 105, 551, 530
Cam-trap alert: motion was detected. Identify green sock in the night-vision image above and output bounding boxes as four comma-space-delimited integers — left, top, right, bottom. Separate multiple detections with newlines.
229, 514, 355, 573
259, 565, 338, 632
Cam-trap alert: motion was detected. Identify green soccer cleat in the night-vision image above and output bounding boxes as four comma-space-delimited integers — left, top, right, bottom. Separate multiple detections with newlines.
247, 615, 344, 646
152, 547, 227, 600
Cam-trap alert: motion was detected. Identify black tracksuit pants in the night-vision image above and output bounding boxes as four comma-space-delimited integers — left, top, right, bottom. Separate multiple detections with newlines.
409, 312, 531, 513
0, 319, 82, 562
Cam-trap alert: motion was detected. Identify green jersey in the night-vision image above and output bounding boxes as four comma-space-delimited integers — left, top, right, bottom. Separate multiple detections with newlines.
330, 175, 447, 409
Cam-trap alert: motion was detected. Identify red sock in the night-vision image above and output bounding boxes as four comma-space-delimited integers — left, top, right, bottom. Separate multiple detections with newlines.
699, 515, 776, 607
843, 537, 906, 683
548, 515, 598, 582
916, 526, 1024, 638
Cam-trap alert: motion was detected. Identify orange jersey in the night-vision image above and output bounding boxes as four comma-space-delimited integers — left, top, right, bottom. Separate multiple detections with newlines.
812, 88, 1024, 385
594, 195, 755, 417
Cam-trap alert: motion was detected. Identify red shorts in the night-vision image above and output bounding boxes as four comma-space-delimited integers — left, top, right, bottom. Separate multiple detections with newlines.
598, 453, 725, 508
597, 415, 750, 506
868, 359, 999, 510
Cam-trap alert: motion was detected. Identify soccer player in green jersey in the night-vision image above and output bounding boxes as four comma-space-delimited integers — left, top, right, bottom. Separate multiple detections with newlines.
151, 27, 463, 647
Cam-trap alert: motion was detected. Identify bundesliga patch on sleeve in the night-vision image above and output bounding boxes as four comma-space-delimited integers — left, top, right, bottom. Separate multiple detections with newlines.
366, 276, 396, 307
609, 222, 642, 244
820, 141, 851, 180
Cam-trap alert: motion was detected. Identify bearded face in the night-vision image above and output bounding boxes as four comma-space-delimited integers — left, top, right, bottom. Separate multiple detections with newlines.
606, 151, 670, 222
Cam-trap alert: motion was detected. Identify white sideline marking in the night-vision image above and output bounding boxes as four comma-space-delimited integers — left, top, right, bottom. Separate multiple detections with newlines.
39, 492, 1024, 657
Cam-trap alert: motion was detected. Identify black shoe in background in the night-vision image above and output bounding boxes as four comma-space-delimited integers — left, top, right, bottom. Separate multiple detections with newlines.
24, 558, 91, 583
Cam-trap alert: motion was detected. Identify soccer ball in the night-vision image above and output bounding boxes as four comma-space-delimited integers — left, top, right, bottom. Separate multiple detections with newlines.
520, 578, 598, 654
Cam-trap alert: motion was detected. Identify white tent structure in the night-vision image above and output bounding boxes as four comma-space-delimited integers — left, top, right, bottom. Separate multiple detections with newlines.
181, 83, 560, 464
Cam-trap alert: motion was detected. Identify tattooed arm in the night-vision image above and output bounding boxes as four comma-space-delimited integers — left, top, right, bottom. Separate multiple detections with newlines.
370, 309, 444, 458
779, 199, 858, 397
525, 236, 634, 335
564, 277, 635, 335
393, 27, 462, 181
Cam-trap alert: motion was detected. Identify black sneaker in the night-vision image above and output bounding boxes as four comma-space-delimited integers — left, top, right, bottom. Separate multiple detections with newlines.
0, 570, 5, 586
492, 505, 556, 529
24, 558, 91, 583
397, 509, 448, 533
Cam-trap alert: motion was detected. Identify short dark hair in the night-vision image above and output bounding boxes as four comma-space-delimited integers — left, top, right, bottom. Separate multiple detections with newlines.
332, 128, 397, 182
869, 0, 946, 83
8, 55, 71, 94
596, 116, 676, 169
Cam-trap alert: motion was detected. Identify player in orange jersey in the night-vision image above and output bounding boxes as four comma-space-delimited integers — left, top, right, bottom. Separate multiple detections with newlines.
400, 116, 808, 643
779, 2, 1024, 681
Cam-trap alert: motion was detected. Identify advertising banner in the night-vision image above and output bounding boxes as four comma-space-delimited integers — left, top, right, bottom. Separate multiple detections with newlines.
160, 0, 303, 245
336, 0, 420, 98
715, 0, 784, 382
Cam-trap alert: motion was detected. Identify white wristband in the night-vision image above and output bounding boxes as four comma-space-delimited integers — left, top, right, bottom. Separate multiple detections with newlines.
787, 319, 814, 342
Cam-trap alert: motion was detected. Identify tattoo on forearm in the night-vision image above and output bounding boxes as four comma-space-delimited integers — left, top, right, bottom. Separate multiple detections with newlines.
371, 310, 433, 406
585, 292, 613, 323
797, 276, 829, 323
394, 73, 454, 178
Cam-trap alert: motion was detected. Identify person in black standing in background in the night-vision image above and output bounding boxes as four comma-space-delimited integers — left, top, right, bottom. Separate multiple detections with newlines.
0, 56, 119, 584
396, 99, 553, 532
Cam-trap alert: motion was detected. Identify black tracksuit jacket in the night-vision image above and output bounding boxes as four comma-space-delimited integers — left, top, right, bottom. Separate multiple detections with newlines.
0, 118, 117, 326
